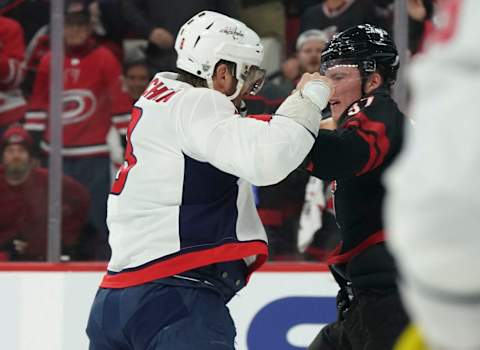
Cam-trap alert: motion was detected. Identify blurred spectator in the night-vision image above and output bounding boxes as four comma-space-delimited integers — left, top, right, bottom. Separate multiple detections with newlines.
297, 0, 323, 15
91, 0, 128, 49
119, 0, 240, 73
295, 29, 330, 74
368, 0, 435, 54
300, 0, 383, 34
4, 0, 128, 96
106, 59, 151, 178
0, 124, 90, 261
263, 29, 330, 101
22, 24, 50, 97
1, 0, 50, 44
1, 0, 50, 97
408, 0, 435, 54
283, 0, 302, 56
0, 16, 27, 137
69, 0, 126, 61
24, 4, 132, 259
239, 0, 285, 75
297, 176, 341, 261
123, 60, 151, 103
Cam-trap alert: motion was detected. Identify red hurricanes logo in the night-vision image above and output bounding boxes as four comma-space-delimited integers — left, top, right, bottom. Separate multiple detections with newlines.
61, 89, 96, 125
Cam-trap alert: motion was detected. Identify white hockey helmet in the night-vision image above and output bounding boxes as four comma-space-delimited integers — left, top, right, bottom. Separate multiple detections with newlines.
175, 11, 266, 100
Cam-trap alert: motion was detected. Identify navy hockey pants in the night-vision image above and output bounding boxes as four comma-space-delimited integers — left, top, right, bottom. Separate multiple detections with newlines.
86, 281, 236, 350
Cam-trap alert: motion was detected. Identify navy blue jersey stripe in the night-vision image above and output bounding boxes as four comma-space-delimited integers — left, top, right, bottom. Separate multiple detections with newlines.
179, 154, 239, 249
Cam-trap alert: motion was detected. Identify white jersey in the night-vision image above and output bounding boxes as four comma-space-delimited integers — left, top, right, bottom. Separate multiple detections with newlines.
101, 72, 317, 288
385, 1, 480, 349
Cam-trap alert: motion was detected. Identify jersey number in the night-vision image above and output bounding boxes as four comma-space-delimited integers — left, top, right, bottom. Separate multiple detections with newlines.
111, 107, 143, 195
347, 96, 374, 116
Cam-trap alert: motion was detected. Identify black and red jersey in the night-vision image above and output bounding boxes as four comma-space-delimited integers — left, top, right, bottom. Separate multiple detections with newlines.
309, 89, 405, 287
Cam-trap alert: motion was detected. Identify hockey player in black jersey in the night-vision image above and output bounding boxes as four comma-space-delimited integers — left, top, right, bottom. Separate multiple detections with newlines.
307, 24, 409, 350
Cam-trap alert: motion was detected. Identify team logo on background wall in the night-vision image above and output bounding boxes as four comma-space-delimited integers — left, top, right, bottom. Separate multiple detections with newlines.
247, 297, 336, 349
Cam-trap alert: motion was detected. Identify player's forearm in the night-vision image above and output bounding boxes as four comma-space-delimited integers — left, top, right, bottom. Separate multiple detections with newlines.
240, 118, 315, 186
204, 115, 315, 186
180, 79, 330, 186
309, 129, 369, 180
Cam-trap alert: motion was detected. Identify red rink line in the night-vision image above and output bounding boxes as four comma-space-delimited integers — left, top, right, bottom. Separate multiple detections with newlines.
0, 262, 329, 272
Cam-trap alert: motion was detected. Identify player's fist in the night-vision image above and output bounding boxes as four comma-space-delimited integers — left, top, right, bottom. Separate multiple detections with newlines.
297, 73, 334, 110
296, 72, 332, 91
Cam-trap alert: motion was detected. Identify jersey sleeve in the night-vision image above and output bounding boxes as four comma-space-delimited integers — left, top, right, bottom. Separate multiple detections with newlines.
311, 95, 403, 180
176, 89, 316, 186
101, 49, 131, 135
24, 54, 50, 133
0, 18, 25, 90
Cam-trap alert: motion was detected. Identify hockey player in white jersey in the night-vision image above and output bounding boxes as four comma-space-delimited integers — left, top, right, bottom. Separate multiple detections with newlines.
386, 1, 480, 349
86, 11, 333, 350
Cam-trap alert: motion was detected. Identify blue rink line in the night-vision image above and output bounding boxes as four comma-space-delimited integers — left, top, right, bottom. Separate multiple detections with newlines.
247, 296, 337, 350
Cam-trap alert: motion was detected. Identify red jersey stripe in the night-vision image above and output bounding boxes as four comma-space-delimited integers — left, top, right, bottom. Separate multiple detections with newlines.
345, 112, 390, 175
326, 230, 385, 265
100, 241, 268, 288
247, 114, 272, 122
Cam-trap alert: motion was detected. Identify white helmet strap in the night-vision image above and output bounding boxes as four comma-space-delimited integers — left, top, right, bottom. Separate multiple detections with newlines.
206, 74, 245, 101
207, 77, 214, 90
227, 80, 244, 101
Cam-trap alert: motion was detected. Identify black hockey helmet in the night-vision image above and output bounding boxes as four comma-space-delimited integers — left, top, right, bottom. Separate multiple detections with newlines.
321, 24, 399, 86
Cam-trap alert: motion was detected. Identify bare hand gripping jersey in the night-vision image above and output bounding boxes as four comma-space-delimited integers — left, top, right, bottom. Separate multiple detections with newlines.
102, 72, 319, 288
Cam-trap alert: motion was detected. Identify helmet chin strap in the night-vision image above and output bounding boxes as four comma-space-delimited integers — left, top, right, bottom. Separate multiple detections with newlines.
207, 77, 214, 90
226, 80, 244, 101
207, 76, 245, 101
361, 76, 369, 96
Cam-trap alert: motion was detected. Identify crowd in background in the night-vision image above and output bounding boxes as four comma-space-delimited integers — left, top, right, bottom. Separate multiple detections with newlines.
0, 0, 434, 262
